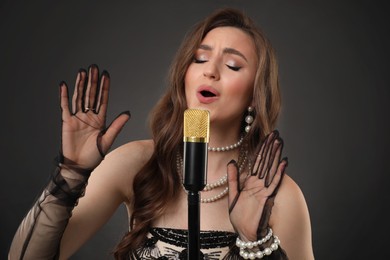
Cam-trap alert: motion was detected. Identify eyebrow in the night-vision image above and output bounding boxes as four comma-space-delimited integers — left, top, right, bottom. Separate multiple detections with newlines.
198, 44, 248, 62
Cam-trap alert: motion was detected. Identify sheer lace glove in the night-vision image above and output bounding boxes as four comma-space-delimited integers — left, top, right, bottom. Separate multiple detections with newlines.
228, 130, 287, 244
8, 65, 130, 259
60, 64, 130, 170
53, 64, 130, 204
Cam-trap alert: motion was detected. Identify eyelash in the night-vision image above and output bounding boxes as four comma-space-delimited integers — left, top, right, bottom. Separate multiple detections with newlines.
193, 58, 242, 71
194, 58, 207, 64
226, 65, 241, 71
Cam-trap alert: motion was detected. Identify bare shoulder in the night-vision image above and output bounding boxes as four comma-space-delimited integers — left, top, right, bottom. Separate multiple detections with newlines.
89, 139, 155, 201
270, 174, 310, 234
106, 139, 154, 165
103, 139, 155, 180
270, 174, 315, 259
272, 174, 308, 215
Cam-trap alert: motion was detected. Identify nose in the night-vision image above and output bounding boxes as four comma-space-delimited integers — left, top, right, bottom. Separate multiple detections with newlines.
203, 62, 220, 80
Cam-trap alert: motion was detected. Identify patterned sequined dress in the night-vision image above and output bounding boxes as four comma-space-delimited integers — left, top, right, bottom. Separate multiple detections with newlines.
130, 227, 288, 259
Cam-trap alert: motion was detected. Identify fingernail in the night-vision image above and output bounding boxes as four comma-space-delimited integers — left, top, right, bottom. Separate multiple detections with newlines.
276, 137, 284, 146
282, 157, 289, 167
90, 64, 98, 69
88, 64, 99, 74
227, 159, 237, 166
78, 68, 86, 73
121, 110, 131, 118
59, 81, 66, 86
102, 70, 110, 78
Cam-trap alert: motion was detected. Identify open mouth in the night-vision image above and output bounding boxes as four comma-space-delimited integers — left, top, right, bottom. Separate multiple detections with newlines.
200, 90, 216, 97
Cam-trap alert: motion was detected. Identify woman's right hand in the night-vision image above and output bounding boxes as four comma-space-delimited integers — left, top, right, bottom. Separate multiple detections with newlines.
59, 64, 130, 170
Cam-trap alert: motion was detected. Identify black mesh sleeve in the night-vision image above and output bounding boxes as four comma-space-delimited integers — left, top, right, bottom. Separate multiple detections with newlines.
8, 163, 91, 260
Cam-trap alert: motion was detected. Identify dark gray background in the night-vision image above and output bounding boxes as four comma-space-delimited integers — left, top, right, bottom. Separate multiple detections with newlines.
1, 1, 389, 259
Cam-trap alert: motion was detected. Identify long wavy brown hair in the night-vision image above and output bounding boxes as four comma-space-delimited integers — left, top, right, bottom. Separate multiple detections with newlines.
113, 7, 281, 258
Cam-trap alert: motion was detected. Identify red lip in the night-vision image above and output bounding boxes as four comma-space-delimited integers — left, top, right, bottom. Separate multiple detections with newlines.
196, 85, 219, 104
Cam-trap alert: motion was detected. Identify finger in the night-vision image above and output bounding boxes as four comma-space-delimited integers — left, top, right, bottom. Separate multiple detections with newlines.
251, 133, 267, 176
265, 138, 283, 187
266, 157, 288, 196
98, 111, 131, 153
93, 70, 109, 114
59, 82, 71, 120
227, 160, 240, 213
89, 64, 100, 111
261, 131, 280, 177
99, 69, 110, 116
84, 64, 99, 112
252, 130, 278, 175
262, 137, 281, 183
72, 69, 87, 114
256, 131, 279, 178
261, 136, 281, 180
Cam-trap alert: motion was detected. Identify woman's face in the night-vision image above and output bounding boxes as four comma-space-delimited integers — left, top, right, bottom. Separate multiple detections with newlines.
184, 26, 257, 128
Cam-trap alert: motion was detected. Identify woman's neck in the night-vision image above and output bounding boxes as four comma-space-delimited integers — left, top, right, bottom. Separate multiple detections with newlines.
206, 128, 243, 181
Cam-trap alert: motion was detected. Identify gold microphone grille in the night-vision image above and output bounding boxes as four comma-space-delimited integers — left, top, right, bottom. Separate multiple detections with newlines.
183, 109, 210, 143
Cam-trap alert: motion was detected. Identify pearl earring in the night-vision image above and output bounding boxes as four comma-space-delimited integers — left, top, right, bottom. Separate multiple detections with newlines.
245, 106, 254, 133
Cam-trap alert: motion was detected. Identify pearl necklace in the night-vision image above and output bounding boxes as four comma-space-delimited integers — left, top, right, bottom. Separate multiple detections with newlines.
203, 174, 227, 191
201, 187, 229, 203
208, 136, 244, 152
176, 149, 249, 203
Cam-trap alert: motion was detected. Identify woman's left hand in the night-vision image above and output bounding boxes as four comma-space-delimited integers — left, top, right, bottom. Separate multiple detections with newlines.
228, 130, 288, 242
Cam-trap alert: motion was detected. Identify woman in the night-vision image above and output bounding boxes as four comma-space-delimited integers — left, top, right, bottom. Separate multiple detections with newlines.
9, 8, 314, 260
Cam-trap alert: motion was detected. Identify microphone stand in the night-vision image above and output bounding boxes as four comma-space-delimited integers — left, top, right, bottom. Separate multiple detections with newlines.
187, 190, 200, 260
184, 142, 207, 260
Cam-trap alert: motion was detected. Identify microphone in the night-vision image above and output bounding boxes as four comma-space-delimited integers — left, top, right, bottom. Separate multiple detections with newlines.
183, 108, 209, 259
183, 109, 210, 192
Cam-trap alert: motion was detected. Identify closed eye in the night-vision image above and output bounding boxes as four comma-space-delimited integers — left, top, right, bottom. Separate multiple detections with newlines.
227, 65, 241, 71
194, 58, 207, 64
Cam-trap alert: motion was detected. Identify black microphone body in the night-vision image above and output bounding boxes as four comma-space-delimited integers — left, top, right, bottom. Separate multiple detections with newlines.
183, 142, 207, 192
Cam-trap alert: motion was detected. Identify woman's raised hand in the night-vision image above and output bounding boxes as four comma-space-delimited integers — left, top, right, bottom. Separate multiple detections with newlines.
228, 130, 288, 242
59, 64, 130, 170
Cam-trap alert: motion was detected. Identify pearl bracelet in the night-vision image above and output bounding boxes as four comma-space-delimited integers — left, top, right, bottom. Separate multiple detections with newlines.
238, 236, 280, 259
235, 228, 280, 259
235, 228, 273, 249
